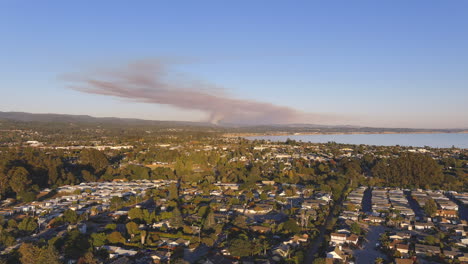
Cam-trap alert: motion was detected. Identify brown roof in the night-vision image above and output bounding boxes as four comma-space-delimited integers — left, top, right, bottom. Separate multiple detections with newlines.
436, 209, 457, 216
331, 233, 347, 238
346, 234, 359, 242
396, 244, 409, 250
395, 259, 414, 264
390, 239, 403, 247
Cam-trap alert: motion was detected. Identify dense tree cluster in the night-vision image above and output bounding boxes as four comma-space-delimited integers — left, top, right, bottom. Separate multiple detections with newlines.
18, 243, 61, 264
372, 153, 446, 189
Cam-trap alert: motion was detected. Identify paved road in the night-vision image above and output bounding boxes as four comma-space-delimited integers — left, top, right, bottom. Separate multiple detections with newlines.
303, 207, 335, 263
1, 224, 67, 255
184, 244, 210, 263
304, 183, 350, 264
353, 225, 389, 264
405, 191, 425, 219
361, 187, 372, 213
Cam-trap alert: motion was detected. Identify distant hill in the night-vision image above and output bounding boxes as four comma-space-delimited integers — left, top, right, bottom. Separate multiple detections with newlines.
0, 111, 465, 134
0, 111, 213, 127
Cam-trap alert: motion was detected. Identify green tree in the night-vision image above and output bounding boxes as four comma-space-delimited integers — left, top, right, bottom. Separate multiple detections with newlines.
283, 219, 301, 234
8, 166, 31, 194
423, 198, 438, 217
372, 153, 443, 188
233, 215, 247, 229
80, 149, 109, 175
0, 226, 15, 247
128, 207, 144, 221
18, 217, 38, 232
64, 230, 90, 259
350, 222, 362, 235
107, 231, 125, 244
38, 246, 61, 264
90, 232, 107, 247
81, 170, 97, 182
63, 209, 78, 224
170, 207, 183, 228
168, 183, 179, 200
142, 209, 156, 224
126, 221, 140, 237
19, 243, 60, 264
19, 243, 37, 264
0, 171, 8, 200
19, 191, 37, 202
124, 165, 151, 180
105, 223, 117, 230
78, 252, 98, 264
8, 219, 17, 229
229, 238, 253, 257
174, 158, 192, 178
203, 208, 216, 230
424, 235, 437, 245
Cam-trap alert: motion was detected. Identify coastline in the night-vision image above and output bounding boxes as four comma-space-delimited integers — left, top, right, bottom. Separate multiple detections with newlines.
224, 130, 468, 138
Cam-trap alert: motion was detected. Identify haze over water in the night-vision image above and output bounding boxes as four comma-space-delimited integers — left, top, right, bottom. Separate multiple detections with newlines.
247, 133, 468, 149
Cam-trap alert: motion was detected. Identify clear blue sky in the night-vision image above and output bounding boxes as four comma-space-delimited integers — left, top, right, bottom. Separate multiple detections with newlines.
1, 0, 467, 128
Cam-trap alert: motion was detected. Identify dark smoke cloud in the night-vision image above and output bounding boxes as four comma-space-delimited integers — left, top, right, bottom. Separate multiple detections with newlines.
65, 60, 332, 125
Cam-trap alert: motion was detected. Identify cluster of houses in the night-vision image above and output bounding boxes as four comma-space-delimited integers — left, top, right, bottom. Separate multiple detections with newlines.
378, 189, 468, 263
129, 181, 334, 263
447, 191, 468, 207
323, 187, 468, 264
1, 177, 340, 263
0, 180, 166, 230
412, 190, 458, 216
340, 187, 366, 221
361, 188, 415, 226
326, 187, 365, 263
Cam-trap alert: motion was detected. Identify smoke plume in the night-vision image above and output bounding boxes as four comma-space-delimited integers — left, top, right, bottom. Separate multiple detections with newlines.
65, 60, 329, 125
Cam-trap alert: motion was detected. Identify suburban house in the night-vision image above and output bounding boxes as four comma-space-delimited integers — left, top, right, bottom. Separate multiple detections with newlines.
330, 233, 347, 245
414, 222, 434, 230
395, 244, 409, 254
436, 210, 458, 218
326, 246, 346, 261
345, 234, 359, 245
415, 244, 441, 257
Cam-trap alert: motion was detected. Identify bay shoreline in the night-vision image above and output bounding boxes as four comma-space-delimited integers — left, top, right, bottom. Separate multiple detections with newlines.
225, 130, 468, 138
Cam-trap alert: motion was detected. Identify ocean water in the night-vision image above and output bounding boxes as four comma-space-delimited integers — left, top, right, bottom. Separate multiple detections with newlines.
246, 133, 468, 148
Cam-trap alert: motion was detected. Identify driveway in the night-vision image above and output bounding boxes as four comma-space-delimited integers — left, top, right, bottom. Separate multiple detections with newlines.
353, 225, 389, 264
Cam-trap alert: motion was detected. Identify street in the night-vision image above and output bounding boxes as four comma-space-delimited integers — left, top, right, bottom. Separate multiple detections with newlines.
304, 183, 350, 264
353, 225, 389, 264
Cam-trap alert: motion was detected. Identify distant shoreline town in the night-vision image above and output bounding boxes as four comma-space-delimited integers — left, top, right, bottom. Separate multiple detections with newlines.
226, 131, 468, 138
